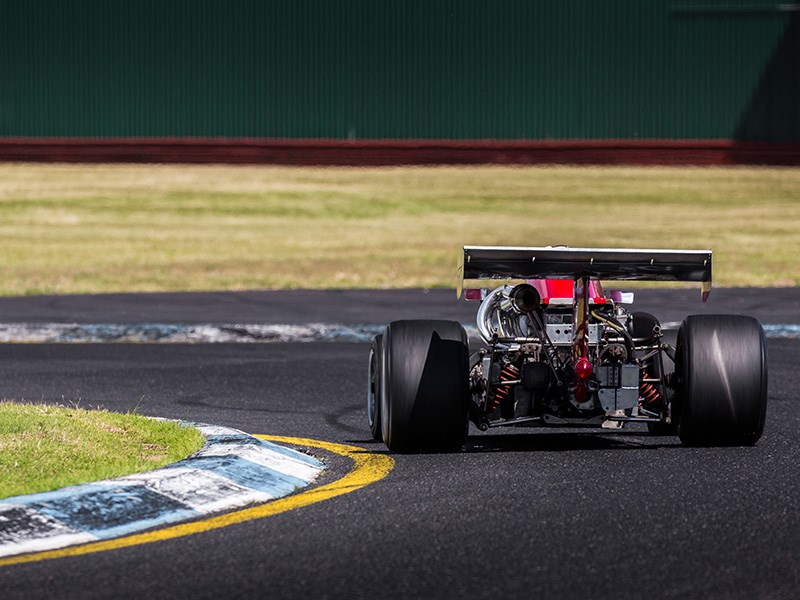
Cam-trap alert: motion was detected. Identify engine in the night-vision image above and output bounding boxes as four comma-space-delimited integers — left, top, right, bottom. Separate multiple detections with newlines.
469, 283, 666, 430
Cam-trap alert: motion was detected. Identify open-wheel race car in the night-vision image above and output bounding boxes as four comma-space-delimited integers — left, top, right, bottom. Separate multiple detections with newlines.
367, 246, 768, 452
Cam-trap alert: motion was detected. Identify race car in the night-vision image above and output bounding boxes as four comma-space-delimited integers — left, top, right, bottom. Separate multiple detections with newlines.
367, 246, 767, 452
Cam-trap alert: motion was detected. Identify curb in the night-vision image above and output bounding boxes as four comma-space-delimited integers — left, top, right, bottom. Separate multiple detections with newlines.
0, 322, 797, 344
0, 322, 386, 344
0, 424, 324, 559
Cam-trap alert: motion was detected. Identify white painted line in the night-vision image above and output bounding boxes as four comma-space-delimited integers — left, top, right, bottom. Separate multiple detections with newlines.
119, 467, 274, 513
195, 444, 322, 481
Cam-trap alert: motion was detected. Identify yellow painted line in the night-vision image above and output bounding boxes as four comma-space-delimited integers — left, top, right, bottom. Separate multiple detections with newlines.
0, 436, 393, 568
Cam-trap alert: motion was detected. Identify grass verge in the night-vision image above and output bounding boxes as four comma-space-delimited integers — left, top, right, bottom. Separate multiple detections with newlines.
0, 401, 205, 500
0, 163, 798, 294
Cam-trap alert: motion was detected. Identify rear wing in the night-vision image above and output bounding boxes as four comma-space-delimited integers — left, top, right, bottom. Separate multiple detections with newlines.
458, 246, 713, 301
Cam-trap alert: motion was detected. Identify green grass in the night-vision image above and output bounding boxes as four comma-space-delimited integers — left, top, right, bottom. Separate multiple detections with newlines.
0, 401, 205, 499
0, 163, 798, 295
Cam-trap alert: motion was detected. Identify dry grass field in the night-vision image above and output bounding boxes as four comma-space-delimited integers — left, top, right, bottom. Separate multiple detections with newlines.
0, 163, 797, 295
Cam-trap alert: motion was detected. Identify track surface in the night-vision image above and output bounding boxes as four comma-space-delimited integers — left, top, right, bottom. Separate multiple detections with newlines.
0, 289, 798, 600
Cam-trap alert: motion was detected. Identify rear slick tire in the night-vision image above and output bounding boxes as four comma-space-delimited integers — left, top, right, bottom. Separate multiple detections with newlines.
676, 315, 767, 446
381, 320, 469, 453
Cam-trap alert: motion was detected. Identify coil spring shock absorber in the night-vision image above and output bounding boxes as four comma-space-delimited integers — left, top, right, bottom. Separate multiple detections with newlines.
639, 372, 662, 408
487, 363, 520, 411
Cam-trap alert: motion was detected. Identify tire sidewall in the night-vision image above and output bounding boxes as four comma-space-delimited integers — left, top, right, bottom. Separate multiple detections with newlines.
368, 334, 384, 442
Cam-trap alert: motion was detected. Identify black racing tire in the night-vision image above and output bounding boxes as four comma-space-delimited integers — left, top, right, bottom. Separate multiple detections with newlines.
381, 320, 469, 453
367, 334, 384, 442
675, 314, 768, 446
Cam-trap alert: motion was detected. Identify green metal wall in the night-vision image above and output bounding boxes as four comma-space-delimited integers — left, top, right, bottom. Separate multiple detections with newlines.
0, 1, 797, 140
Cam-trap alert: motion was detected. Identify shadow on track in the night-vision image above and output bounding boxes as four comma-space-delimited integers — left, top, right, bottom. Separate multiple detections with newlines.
348, 429, 683, 454
463, 430, 682, 453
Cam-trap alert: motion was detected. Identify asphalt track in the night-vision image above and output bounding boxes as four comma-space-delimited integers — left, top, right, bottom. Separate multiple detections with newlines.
0, 288, 799, 600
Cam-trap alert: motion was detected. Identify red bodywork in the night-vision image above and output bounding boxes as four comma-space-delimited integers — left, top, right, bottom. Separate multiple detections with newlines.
527, 279, 607, 305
